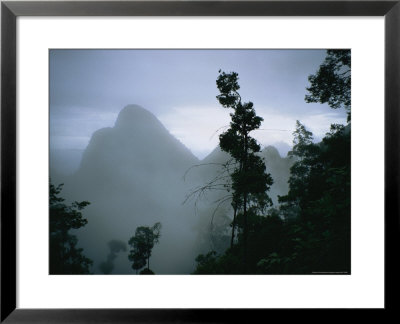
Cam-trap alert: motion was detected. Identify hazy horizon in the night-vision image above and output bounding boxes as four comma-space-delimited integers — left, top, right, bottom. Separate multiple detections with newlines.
50, 49, 347, 175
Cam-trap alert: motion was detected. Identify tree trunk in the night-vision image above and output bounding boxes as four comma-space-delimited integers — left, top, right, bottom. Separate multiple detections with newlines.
231, 161, 243, 249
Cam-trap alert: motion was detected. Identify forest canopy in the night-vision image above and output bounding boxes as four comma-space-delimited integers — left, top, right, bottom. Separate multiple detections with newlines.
194, 51, 350, 274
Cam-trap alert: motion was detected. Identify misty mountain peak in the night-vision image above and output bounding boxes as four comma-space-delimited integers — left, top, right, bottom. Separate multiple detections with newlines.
263, 145, 281, 159
114, 104, 160, 130
78, 104, 199, 183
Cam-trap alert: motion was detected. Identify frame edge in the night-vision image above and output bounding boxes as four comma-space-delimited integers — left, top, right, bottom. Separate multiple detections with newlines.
1, 1, 17, 322
384, 0, 400, 313
1, 0, 399, 322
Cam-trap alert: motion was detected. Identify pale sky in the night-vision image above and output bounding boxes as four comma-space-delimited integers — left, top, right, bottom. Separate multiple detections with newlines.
50, 49, 347, 166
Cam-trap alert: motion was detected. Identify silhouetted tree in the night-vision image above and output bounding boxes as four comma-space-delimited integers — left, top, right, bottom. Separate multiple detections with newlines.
278, 121, 319, 218
128, 222, 161, 274
193, 62, 351, 275
49, 182, 93, 274
277, 121, 350, 273
305, 49, 351, 121
216, 70, 273, 272
139, 268, 155, 275
193, 251, 219, 274
129, 249, 147, 274
193, 122, 350, 274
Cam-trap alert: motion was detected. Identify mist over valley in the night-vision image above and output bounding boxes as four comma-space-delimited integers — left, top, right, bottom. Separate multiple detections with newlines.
51, 104, 292, 274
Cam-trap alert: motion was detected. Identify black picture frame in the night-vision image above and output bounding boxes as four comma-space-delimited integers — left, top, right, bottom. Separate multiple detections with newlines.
1, 0, 399, 322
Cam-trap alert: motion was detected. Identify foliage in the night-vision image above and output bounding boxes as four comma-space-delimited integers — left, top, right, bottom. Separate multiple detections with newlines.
128, 222, 161, 274
192, 54, 351, 275
194, 122, 350, 274
193, 251, 219, 274
139, 268, 155, 275
305, 49, 351, 121
49, 182, 93, 274
129, 249, 147, 274
278, 122, 350, 273
216, 70, 273, 271
279, 121, 319, 215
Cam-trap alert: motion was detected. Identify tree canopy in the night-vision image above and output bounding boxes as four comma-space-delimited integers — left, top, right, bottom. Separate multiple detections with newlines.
216, 70, 273, 272
305, 49, 351, 121
49, 182, 93, 274
193, 54, 351, 275
128, 222, 161, 274
194, 121, 350, 274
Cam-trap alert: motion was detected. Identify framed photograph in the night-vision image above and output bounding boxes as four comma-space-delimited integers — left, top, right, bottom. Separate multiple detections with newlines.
1, 0, 398, 322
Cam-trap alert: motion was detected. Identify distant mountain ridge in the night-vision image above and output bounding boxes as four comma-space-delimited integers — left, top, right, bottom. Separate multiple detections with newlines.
79, 105, 199, 178
52, 105, 292, 274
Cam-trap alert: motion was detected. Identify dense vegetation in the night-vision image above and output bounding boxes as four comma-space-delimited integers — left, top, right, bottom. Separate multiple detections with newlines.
49, 182, 93, 274
194, 121, 350, 274
194, 50, 351, 274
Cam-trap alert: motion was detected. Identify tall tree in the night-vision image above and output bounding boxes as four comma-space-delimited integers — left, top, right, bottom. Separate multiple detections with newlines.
279, 120, 319, 218
49, 182, 93, 274
216, 70, 273, 272
305, 49, 351, 121
128, 222, 161, 273
129, 249, 147, 274
278, 121, 350, 273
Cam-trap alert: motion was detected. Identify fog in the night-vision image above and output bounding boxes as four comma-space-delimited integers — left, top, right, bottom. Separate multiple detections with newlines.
50, 49, 347, 170
52, 105, 292, 274
99, 240, 127, 274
